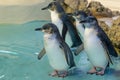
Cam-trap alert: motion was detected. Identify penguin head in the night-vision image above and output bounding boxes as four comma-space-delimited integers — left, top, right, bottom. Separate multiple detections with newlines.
35, 23, 60, 34
41, 2, 56, 11
41, 1, 64, 13
69, 11, 88, 21
80, 16, 98, 28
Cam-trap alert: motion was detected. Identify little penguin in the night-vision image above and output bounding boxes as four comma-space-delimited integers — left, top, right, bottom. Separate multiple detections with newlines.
67, 11, 88, 55
70, 11, 88, 42
35, 23, 75, 77
41, 1, 82, 48
80, 16, 118, 75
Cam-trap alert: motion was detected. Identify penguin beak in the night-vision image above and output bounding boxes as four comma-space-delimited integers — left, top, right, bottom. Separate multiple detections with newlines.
35, 28, 42, 31
67, 13, 77, 17
41, 6, 49, 10
80, 20, 86, 23
73, 12, 77, 16
80, 18, 88, 23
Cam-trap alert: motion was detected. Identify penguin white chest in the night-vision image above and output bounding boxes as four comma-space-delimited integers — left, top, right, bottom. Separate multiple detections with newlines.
50, 11, 72, 47
84, 28, 108, 68
50, 11, 63, 35
76, 21, 85, 41
44, 34, 69, 70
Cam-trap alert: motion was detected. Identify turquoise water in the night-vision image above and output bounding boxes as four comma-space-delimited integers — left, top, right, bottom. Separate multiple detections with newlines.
0, 21, 120, 80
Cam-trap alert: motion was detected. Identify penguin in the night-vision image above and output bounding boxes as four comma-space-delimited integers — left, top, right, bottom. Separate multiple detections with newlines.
41, 1, 82, 48
80, 16, 118, 75
71, 11, 88, 42
67, 11, 88, 55
35, 23, 75, 77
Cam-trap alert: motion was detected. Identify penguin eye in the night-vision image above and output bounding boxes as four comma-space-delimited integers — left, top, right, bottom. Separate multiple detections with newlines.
43, 27, 46, 30
43, 26, 48, 30
49, 3, 53, 7
51, 2, 56, 6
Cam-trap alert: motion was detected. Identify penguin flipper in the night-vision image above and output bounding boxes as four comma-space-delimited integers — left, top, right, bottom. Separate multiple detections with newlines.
38, 48, 46, 60
101, 41, 113, 64
59, 42, 75, 68
61, 14, 82, 47
62, 23, 68, 40
74, 44, 84, 56
97, 27, 118, 57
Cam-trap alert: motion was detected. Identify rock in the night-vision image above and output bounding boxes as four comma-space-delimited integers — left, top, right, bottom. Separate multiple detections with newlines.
99, 21, 120, 54
112, 11, 120, 16
87, 1, 103, 8
107, 26, 120, 54
111, 17, 120, 53
64, 0, 79, 10
87, 1, 113, 18
99, 21, 109, 32
113, 17, 120, 26
78, 0, 88, 10
63, 0, 88, 12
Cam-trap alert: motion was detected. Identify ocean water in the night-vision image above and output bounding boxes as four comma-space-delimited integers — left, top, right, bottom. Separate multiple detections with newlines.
0, 21, 120, 80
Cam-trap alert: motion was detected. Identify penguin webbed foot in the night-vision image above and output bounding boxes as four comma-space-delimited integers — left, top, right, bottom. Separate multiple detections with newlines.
87, 67, 97, 74
87, 67, 105, 76
58, 71, 68, 78
96, 67, 105, 76
49, 70, 59, 77
49, 70, 68, 78
96, 71, 104, 76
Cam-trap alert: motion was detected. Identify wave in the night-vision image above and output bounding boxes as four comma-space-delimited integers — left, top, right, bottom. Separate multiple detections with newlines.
0, 75, 5, 79
0, 50, 18, 55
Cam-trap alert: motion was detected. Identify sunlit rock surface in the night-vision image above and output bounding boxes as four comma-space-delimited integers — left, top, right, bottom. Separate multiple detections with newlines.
88, 0, 120, 11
